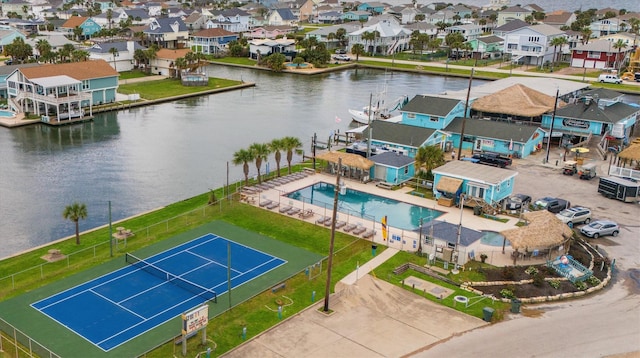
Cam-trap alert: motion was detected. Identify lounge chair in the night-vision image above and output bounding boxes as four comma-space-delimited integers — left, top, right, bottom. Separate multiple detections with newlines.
266, 202, 279, 210
323, 218, 334, 227
299, 209, 314, 219
279, 205, 292, 213
352, 226, 366, 235
259, 199, 272, 207
316, 216, 330, 225
343, 223, 357, 232
335, 221, 346, 229
287, 207, 301, 216
362, 230, 375, 238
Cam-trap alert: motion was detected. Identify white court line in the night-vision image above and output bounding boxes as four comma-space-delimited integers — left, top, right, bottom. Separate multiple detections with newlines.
90, 288, 146, 319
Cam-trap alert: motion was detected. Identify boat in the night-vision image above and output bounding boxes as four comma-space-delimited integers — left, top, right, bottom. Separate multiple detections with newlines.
348, 89, 409, 124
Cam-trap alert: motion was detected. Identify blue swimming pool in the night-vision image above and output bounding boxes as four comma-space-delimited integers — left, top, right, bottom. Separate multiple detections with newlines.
0, 110, 15, 117
480, 231, 510, 246
286, 63, 309, 68
286, 182, 443, 230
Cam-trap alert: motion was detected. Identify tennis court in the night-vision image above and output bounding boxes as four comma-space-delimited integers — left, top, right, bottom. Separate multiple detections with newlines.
31, 233, 286, 351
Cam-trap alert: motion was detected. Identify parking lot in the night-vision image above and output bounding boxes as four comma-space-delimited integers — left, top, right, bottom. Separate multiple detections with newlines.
512, 148, 640, 270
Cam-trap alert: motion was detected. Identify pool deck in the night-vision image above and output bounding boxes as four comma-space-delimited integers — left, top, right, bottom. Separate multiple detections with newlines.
243, 171, 550, 268
0, 112, 39, 128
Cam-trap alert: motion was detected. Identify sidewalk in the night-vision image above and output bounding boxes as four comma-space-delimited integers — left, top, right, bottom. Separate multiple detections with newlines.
338, 247, 399, 286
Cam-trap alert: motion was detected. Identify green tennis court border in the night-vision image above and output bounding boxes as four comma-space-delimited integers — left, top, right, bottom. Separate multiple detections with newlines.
0, 221, 324, 357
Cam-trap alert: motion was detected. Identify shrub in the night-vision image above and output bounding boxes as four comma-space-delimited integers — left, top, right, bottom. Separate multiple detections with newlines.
587, 276, 601, 286
501, 266, 515, 280
575, 281, 587, 290
525, 266, 539, 275
549, 279, 561, 289
499, 288, 515, 299
532, 273, 545, 287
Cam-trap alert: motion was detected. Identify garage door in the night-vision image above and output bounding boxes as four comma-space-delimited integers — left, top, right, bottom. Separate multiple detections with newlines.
571, 58, 584, 67
584, 60, 595, 68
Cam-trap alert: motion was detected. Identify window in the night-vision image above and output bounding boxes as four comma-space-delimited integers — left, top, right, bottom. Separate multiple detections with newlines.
588, 51, 600, 59
447, 242, 456, 249
82, 80, 89, 90
407, 113, 415, 119
430, 116, 439, 122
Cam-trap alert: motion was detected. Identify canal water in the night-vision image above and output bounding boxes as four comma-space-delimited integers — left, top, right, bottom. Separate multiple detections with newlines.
0, 66, 636, 258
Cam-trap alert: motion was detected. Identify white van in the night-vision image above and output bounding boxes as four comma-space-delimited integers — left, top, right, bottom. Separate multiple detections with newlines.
598, 74, 622, 84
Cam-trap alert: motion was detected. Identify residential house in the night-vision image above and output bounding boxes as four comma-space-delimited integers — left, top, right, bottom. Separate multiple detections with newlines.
483, 0, 509, 11
343, 11, 370, 22
541, 89, 640, 140
590, 17, 625, 37
206, 8, 251, 33
1, 0, 31, 19
348, 18, 413, 55
189, 28, 238, 55
432, 161, 517, 209
118, 9, 152, 25
600, 32, 636, 48
59, 16, 102, 40
88, 41, 146, 72
388, 6, 418, 25
317, 11, 343, 24
403, 22, 438, 38
595, 8, 619, 19
0, 63, 39, 98
496, 6, 531, 27
148, 48, 191, 76
492, 18, 528, 37
306, 22, 361, 50
415, 220, 484, 267
522, 4, 544, 13
246, 25, 295, 39
0, 18, 41, 35
267, 8, 298, 27
144, 17, 189, 49
0, 26, 26, 54
94, 0, 116, 11
6, 60, 119, 122
399, 95, 466, 131
542, 11, 576, 29
248, 38, 296, 61
503, 23, 567, 66
468, 35, 504, 59
357, 2, 387, 15
444, 24, 483, 42
448, 4, 474, 21
353, 120, 437, 159
570, 39, 626, 69
425, 9, 456, 25
27, 32, 78, 58
183, 11, 207, 31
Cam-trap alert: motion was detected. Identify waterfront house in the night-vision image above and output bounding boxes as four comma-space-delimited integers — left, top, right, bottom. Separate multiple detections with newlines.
248, 38, 296, 61
348, 19, 413, 56
306, 22, 361, 49
399, 95, 466, 130
0, 63, 39, 99
432, 160, 517, 209
444, 24, 483, 42
492, 18, 528, 38
189, 28, 238, 55
363, 120, 438, 158
467, 35, 503, 59
149, 48, 191, 76
6, 60, 118, 122
206, 8, 251, 33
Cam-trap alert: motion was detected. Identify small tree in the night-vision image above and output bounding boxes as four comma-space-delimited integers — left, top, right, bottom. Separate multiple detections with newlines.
63, 202, 87, 245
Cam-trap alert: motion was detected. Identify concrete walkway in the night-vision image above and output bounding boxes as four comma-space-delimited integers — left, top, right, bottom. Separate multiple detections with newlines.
338, 247, 399, 286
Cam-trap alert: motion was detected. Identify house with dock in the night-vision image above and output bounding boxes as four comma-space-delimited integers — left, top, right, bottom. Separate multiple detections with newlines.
6, 60, 118, 123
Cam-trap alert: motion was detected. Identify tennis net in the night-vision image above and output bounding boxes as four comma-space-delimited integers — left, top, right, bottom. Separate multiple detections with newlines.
125, 253, 217, 303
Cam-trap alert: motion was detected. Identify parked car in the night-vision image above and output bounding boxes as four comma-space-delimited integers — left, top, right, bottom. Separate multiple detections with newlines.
471, 152, 512, 168
534, 197, 570, 213
580, 220, 620, 238
333, 54, 350, 61
598, 74, 622, 84
506, 194, 531, 212
335, 49, 346, 54
555, 207, 592, 226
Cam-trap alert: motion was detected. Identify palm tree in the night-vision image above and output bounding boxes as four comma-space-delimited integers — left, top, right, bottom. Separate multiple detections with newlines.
612, 39, 628, 72
249, 143, 270, 184
63, 202, 87, 245
628, 18, 640, 47
35, 39, 51, 60
414, 145, 445, 178
351, 43, 365, 61
361, 31, 377, 55
549, 36, 568, 69
282, 136, 302, 174
232, 148, 254, 185
580, 27, 592, 45
174, 57, 187, 78
71, 49, 89, 61
109, 47, 119, 71
269, 138, 285, 177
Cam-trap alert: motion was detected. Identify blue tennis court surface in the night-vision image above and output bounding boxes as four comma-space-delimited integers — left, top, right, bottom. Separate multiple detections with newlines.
31, 233, 286, 351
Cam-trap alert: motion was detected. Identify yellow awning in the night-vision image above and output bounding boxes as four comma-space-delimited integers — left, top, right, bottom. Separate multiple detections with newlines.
436, 177, 463, 193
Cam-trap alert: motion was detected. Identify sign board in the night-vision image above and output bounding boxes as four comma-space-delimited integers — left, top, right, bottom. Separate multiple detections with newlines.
182, 305, 208, 335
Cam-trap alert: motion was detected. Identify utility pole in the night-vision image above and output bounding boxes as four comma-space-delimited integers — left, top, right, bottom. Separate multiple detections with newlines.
545, 88, 560, 164
323, 158, 341, 313
366, 93, 373, 158
457, 68, 474, 160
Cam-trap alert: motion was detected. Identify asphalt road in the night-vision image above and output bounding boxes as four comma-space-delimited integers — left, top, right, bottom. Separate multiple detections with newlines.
410, 148, 640, 358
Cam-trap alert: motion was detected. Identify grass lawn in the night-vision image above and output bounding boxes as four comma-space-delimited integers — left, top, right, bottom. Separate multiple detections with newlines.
118, 70, 150, 80
357, 60, 511, 79
117, 77, 243, 100
210, 57, 257, 66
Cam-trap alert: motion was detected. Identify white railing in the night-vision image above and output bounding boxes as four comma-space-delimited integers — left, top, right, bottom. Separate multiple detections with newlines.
15, 90, 92, 105
609, 166, 640, 181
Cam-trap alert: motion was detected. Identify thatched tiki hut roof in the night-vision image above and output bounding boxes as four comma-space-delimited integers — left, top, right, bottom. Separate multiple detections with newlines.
316, 151, 375, 170
501, 210, 573, 259
617, 143, 640, 166
471, 84, 566, 118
